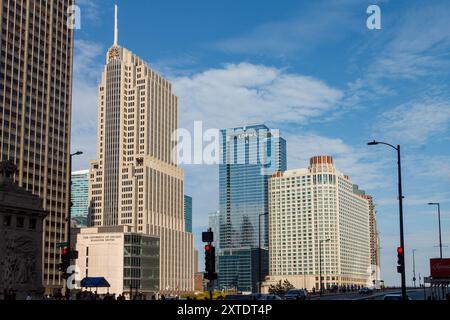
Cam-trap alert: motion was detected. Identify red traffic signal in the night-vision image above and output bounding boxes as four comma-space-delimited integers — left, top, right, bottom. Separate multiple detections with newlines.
205, 245, 211, 252
397, 247, 404, 254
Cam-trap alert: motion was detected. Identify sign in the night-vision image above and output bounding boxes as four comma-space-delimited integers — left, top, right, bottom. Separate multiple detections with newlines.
57, 242, 68, 248
430, 259, 450, 278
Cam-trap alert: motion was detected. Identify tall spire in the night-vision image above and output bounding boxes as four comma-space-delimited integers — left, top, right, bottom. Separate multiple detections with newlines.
114, 0, 118, 45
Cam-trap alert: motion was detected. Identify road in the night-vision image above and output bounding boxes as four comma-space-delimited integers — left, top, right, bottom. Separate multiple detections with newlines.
310, 288, 432, 300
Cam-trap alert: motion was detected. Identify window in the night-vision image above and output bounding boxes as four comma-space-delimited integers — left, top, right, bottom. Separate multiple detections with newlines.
3, 216, 12, 227
29, 218, 37, 230
16, 217, 25, 228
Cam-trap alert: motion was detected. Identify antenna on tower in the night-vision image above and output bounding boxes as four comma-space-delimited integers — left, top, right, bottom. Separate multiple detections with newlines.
114, 0, 118, 45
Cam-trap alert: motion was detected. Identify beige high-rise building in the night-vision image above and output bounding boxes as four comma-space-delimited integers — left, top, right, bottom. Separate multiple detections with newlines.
87, 3, 194, 293
263, 156, 372, 292
0, 0, 74, 292
361, 194, 380, 274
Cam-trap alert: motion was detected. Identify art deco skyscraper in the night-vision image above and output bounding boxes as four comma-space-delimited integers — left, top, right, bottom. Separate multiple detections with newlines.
0, 0, 74, 292
88, 3, 194, 292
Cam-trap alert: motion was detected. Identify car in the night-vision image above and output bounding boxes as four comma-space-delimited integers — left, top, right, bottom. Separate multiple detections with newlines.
359, 288, 373, 295
383, 294, 412, 301
283, 289, 308, 301
258, 294, 282, 301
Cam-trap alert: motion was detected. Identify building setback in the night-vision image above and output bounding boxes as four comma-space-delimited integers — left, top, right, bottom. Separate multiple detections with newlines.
265, 156, 372, 291
87, 3, 194, 293
0, 0, 74, 293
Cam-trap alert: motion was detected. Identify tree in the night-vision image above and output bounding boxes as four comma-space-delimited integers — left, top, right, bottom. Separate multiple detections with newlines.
268, 279, 295, 295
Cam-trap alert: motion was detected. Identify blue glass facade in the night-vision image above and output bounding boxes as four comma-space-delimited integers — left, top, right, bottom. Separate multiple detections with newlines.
71, 170, 89, 227
218, 124, 286, 292
184, 195, 193, 233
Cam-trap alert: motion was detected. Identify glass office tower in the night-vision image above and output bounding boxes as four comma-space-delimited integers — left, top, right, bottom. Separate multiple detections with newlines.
184, 195, 193, 233
71, 170, 89, 227
218, 124, 286, 292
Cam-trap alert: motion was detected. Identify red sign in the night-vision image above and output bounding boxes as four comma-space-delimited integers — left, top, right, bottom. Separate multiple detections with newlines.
430, 259, 450, 278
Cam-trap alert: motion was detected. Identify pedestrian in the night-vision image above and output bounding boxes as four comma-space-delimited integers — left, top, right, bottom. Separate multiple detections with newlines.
26, 292, 32, 301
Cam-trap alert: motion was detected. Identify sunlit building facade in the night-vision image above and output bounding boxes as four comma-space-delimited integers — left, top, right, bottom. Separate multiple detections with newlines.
87, 4, 194, 293
265, 156, 371, 291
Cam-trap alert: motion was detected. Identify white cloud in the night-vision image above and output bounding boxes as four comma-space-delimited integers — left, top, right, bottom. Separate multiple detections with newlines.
285, 133, 390, 190
71, 40, 104, 170
172, 62, 343, 129
376, 98, 450, 145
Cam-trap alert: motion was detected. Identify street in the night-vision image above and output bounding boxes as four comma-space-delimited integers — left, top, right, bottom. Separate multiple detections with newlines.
310, 288, 433, 301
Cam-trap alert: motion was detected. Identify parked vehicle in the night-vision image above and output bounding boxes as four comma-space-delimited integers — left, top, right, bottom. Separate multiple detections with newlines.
283, 289, 308, 301
359, 287, 373, 295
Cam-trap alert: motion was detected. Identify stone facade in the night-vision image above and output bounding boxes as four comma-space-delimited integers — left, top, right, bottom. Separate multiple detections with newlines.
0, 162, 47, 299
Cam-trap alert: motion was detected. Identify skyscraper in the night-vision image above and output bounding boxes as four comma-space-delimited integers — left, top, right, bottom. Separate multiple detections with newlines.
265, 156, 372, 291
71, 170, 89, 227
208, 211, 220, 251
88, 3, 194, 293
184, 195, 192, 233
218, 124, 286, 292
0, 0, 74, 292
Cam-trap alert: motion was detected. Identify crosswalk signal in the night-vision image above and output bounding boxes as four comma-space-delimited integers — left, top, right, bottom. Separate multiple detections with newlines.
397, 247, 404, 274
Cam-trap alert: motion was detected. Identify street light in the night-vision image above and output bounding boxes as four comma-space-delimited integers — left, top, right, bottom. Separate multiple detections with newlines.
66, 151, 83, 298
428, 203, 443, 259
258, 212, 269, 294
367, 140, 407, 300
319, 238, 331, 296
412, 249, 417, 288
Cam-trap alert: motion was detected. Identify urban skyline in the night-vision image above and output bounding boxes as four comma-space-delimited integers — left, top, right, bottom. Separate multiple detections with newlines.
71, 0, 450, 288
1, 0, 449, 302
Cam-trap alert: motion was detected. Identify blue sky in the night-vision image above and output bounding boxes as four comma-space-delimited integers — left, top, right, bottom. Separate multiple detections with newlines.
72, 0, 450, 286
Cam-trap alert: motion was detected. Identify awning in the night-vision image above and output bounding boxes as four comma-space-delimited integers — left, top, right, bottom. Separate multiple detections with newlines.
80, 277, 111, 288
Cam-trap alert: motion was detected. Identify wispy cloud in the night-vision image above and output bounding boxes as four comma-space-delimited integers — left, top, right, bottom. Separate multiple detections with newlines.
285, 133, 390, 190
215, 1, 361, 56
71, 40, 104, 169
375, 97, 450, 145
172, 62, 343, 129
76, 0, 101, 24
347, 1, 450, 104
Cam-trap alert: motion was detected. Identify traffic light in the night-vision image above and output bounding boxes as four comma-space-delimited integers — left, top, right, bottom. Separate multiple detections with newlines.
58, 247, 71, 278
204, 245, 217, 281
397, 247, 404, 274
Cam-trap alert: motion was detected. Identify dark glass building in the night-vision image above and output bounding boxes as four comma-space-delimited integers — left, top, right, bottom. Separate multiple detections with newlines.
218, 124, 286, 293
184, 195, 193, 233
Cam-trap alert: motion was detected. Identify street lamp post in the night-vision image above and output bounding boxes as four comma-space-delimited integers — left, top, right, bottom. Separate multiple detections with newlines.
67, 151, 83, 298
319, 239, 330, 296
368, 141, 407, 300
412, 249, 417, 288
428, 203, 443, 259
259, 212, 269, 294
